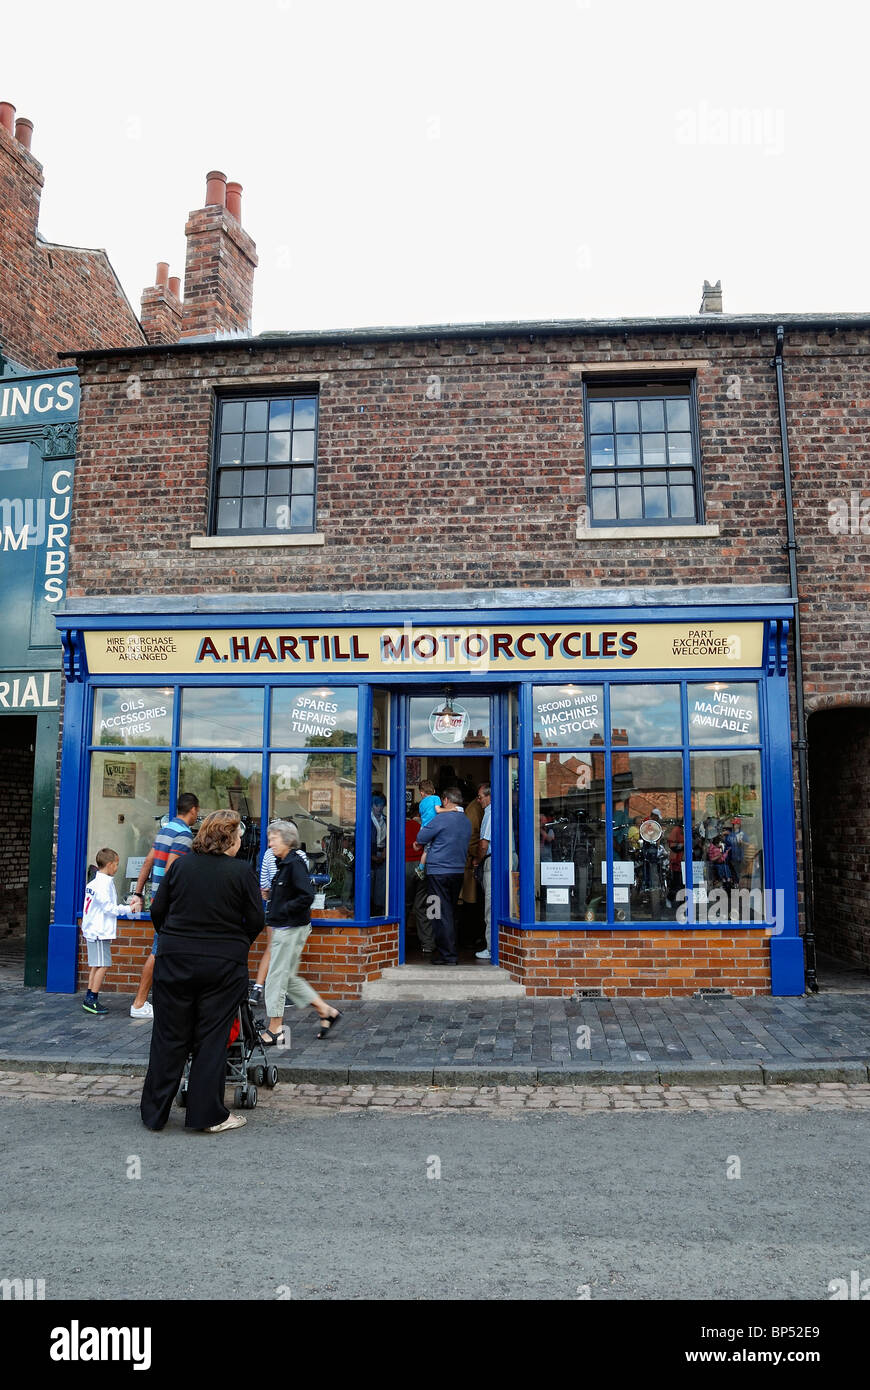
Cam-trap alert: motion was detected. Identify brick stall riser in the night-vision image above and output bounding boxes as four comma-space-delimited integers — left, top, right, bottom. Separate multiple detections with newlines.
76, 921, 400, 999
499, 927, 771, 997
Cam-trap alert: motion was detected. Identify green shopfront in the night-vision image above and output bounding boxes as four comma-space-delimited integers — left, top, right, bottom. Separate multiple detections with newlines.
0, 369, 78, 984
47, 591, 804, 998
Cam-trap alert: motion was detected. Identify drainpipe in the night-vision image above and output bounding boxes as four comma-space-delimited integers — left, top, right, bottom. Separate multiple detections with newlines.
773, 325, 818, 992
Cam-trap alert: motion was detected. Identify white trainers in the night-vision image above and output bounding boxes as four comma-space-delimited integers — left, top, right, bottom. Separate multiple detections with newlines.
130, 1001, 154, 1019
205, 1114, 246, 1133
475, 949, 491, 961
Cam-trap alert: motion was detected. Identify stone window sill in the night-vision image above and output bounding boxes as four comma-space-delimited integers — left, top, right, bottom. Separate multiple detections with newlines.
576, 522, 719, 541
189, 533, 325, 549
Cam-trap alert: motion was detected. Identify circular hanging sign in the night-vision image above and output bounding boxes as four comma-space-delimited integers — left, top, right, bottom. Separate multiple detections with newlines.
429, 701, 470, 745
639, 818, 663, 844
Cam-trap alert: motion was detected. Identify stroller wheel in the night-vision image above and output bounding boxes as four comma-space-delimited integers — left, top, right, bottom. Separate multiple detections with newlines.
233, 1086, 246, 1109
176, 1087, 187, 1109
265, 1065, 278, 1089
251, 1065, 265, 1087
245, 1085, 258, 1109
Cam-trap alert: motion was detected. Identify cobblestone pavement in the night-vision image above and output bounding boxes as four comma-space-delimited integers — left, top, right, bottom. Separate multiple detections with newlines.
1, 980, 869, 1084
2, 1069, 870, 1114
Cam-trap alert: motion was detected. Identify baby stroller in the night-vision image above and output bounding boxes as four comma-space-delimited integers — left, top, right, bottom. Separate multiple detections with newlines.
176, 996, 280, 1113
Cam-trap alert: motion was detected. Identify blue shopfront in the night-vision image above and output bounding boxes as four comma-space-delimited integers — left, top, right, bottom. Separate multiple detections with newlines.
47, 591, 804, 997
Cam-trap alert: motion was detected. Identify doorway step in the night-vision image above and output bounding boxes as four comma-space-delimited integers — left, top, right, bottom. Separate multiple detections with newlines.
361, 963, 526, 1002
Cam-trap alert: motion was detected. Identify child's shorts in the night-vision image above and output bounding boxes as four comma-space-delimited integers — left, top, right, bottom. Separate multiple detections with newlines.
86, 939, 112, 968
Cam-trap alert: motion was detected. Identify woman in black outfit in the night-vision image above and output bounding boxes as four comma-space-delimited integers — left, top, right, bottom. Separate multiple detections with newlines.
140, 810, 265, 1134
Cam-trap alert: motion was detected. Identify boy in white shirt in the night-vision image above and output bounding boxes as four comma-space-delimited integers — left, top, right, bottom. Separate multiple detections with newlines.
81, 847, 137, 1015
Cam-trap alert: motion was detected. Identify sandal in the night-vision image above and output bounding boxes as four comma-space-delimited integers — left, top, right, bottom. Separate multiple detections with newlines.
316, 1009, 342, 1040
259, 1028, 285, 1047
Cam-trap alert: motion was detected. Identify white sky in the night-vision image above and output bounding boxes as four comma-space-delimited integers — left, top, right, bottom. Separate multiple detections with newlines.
3, 0, 868, 335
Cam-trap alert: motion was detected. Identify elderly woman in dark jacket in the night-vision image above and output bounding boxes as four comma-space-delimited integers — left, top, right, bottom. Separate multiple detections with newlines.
259, 819, 341, 1047
140, 810, 265, 1134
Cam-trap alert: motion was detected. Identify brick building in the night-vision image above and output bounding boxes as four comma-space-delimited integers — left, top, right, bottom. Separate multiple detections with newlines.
41, 171, 870, 999
0, 100, 145, 984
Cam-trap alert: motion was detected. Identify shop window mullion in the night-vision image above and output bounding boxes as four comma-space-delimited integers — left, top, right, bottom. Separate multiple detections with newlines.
680, 680, 694, 926
356, 684, 373, 922
518, 683, 535, 927
602, 682, 614, 925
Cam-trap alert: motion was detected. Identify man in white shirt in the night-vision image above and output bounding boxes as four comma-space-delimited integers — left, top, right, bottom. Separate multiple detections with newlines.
473, 783, 492, 961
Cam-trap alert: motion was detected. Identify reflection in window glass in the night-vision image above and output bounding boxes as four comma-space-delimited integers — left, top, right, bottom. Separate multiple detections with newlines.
610, 684, 681, 746
690, 752, 764, 917
271, 687, 357, 747
369, 756, 390, 916
93, 689, 174, 746
533, 685, 604, 748
688, 683, 759, 746
181, 688, 264, 747
372, 690, 389, 748
269, 753, 356, 917
408, 696, 490, 749
612, 753, 684, 923
534, 753, 606, 922
179, 752, 262, 864
87, 752, 171, 901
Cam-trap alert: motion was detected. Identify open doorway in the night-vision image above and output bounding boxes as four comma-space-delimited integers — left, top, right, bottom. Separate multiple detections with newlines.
403, 753, 492, 963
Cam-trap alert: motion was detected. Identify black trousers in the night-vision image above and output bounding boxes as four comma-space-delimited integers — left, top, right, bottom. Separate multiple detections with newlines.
425, 873, 464, 964
140, 952, 247, 1131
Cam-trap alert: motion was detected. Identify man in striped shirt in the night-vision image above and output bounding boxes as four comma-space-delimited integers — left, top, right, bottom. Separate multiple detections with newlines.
128, 793, 200, 1018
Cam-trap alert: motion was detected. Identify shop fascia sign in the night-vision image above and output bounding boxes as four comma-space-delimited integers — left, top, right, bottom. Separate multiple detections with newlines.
83, 622, 765, 675
0, 671, 61, 710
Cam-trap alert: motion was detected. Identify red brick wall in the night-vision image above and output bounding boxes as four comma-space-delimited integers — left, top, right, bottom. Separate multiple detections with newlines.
69, 331, 800, 595
499, 926, 771, 996
76, 918, 400, 999
0, 122, 144, 368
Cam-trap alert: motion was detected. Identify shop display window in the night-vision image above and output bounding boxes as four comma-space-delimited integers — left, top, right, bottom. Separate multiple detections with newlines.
271, 686, 357, 747
408, 695, 490, 749
534, 753, 606, 922
610, 683, 681, 746
688, 682, 760, 747
179, 752, 262, 863
690, 751, 764, 914
92, 688, 174, 746
269, 752, 356, 916
181, 687, 264, 748
533, 684, 603, 748
86, 751, 171, 901
610, 753, 684, 923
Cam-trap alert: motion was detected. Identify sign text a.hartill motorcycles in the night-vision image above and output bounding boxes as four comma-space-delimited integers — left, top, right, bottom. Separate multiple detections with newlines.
83, 623, 764, 675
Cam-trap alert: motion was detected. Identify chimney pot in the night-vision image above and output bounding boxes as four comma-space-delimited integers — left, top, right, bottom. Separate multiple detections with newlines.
226, 181, 243, 221
205, 170, 227, 207
0, 102, 15, 135
14, 117, 33, 150
699, 278, 723, 314
168, 276, 182, 300
155, 261, 170, 288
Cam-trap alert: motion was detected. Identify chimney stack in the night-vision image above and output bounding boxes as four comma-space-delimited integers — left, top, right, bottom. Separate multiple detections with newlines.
140, 260, 183, 345
699, 279, 723, 314
178, 170, 258, 341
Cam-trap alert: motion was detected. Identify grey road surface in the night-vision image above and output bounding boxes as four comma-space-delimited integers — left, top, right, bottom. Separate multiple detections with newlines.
1, 1099, 866, 1301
